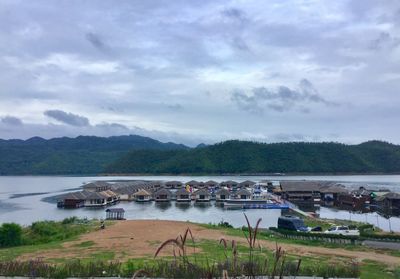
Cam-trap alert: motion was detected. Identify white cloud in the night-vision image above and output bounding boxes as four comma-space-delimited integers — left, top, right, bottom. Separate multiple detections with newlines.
0, 0, 399, 144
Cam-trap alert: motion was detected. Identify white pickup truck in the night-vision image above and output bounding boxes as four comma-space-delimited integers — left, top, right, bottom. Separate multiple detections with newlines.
324, 226, 360, 236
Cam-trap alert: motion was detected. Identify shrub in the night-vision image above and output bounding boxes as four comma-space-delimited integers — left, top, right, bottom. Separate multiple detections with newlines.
61, 216, 78, 225
217, 221, 233, 228
0, 223, 22, 247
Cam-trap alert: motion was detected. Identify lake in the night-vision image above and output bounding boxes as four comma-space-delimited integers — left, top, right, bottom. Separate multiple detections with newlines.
0, 175, 399, 231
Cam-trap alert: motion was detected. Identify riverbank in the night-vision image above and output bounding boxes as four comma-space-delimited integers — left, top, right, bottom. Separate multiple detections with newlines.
0, 219, 399, 278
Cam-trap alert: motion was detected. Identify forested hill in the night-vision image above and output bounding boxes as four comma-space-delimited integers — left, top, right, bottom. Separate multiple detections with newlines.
105, 140, 400, 174
1, 136, 399, 175
0, 135, 188, 175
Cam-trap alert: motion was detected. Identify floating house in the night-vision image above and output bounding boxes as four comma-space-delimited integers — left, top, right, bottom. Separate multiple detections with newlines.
220, 180, 239, 189
58, 191, 87, 208
82, 181, 112, 192
186, 180, 201, 188
113, 186, 137, 201
133, 189, 152, 202
239, 180, 256, 188
215, 188, 230, 201
205, 180, 219, 188
279, 181, 322, 203
165, 181, 183, 189
149, 180, 162, 190
84, 191, 109, 207
154, 188, 172, 202
102, 190, 120, 204
319, 184, 348, 201
338, 187, 372, 208
175, 188, 192, 202
233, 188, 252, 200
376, 192, 400, 210
193, 188, 211, 202
106, 208, 125, 220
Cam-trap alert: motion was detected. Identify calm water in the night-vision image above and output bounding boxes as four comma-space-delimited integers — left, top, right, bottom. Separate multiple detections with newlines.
0, 175, 399, 231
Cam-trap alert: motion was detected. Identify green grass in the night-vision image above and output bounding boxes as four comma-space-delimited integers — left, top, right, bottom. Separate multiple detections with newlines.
360, 260, 399, 279
72, 240, 95, 248
87, 251, 115, 261
0, 218, 101, 261
0, 242, 64, 261
0, 220, 398, 278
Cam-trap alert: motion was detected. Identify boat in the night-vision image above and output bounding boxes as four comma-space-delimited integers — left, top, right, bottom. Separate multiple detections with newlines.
224, 202, 290, 210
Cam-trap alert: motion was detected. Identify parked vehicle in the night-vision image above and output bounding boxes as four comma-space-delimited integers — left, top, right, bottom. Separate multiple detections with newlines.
324, 226, 360, 236
277, 216, 309, 232
310, 226, 322, 232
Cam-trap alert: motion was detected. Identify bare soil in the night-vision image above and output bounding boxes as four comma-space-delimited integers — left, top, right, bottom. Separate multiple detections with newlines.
17, 220, 400, 267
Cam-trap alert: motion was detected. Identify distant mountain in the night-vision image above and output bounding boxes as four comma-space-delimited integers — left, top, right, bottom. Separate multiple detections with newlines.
1, 137, 399, 175
0, 135, 188, 175
105, 140, 400, 174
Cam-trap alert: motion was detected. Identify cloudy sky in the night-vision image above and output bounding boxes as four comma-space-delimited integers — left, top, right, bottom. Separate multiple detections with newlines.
0, 0, 400, 146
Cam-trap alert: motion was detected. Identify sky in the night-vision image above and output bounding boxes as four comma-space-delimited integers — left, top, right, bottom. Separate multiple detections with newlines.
0, 0, 400, 146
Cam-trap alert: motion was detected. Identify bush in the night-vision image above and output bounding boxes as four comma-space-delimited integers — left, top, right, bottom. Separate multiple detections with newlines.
0, 223, 22, 247
217, 221, 233, 228
61, 216, 78, 225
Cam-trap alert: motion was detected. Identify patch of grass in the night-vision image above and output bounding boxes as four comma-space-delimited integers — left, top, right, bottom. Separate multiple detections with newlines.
389, 250, 400, 257
147, 240, 161, 246
88, 251, 115, 261
72, 241, 95, 248
0, 242, 64, 261
360, 260, 398, 279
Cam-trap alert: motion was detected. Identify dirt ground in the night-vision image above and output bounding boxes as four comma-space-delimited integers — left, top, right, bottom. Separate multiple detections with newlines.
17, 220, 400, 266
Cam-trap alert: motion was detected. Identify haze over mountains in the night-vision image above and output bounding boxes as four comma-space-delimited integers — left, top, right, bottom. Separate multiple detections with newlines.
0, 135, 400, 175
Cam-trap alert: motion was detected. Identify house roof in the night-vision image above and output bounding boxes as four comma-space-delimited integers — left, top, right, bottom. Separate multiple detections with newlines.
113, 186, 137, 195
351, 188, 373, 196
176, 188, 191, 195
215, 188, 230, 195
83, 181, 111, 189
134, 189, 151, 196
239, 180, 256, 186
165, 181, 183, 185
235, 188, 251, 196
381, 192, 400, 200
221, 180, 238, 185
319, 184, 349, 194
154, 188, 172, 195
102, 190, 117, 197
85, 191, 108, 200
194, 188, 210, 195
280, 181, 323, 192
61, 191, 87, 200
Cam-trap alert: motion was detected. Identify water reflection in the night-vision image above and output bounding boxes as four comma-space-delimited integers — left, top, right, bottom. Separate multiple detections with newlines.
175, 202, 191, 211
193, 202, 212, 210
154, 202, 172, 211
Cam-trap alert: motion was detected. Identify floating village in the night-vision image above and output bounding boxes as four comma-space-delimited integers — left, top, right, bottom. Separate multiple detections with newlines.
56, 179, 400, 220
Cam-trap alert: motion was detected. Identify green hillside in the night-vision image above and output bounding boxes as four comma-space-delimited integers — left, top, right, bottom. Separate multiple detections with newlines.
105, 140, 400, 174
0, 135, 188, 175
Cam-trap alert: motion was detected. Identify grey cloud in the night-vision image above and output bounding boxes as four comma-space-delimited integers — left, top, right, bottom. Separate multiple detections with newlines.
85, 32, 106, 51
44, 110, 90, 127
221, 7, 247, 23
166, 103, 184, 111
231, 37, 250, 51
95, 123, 129, 130
231, 79, 337, 114
369, 32, 400, 51
1, 116, 23, 126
